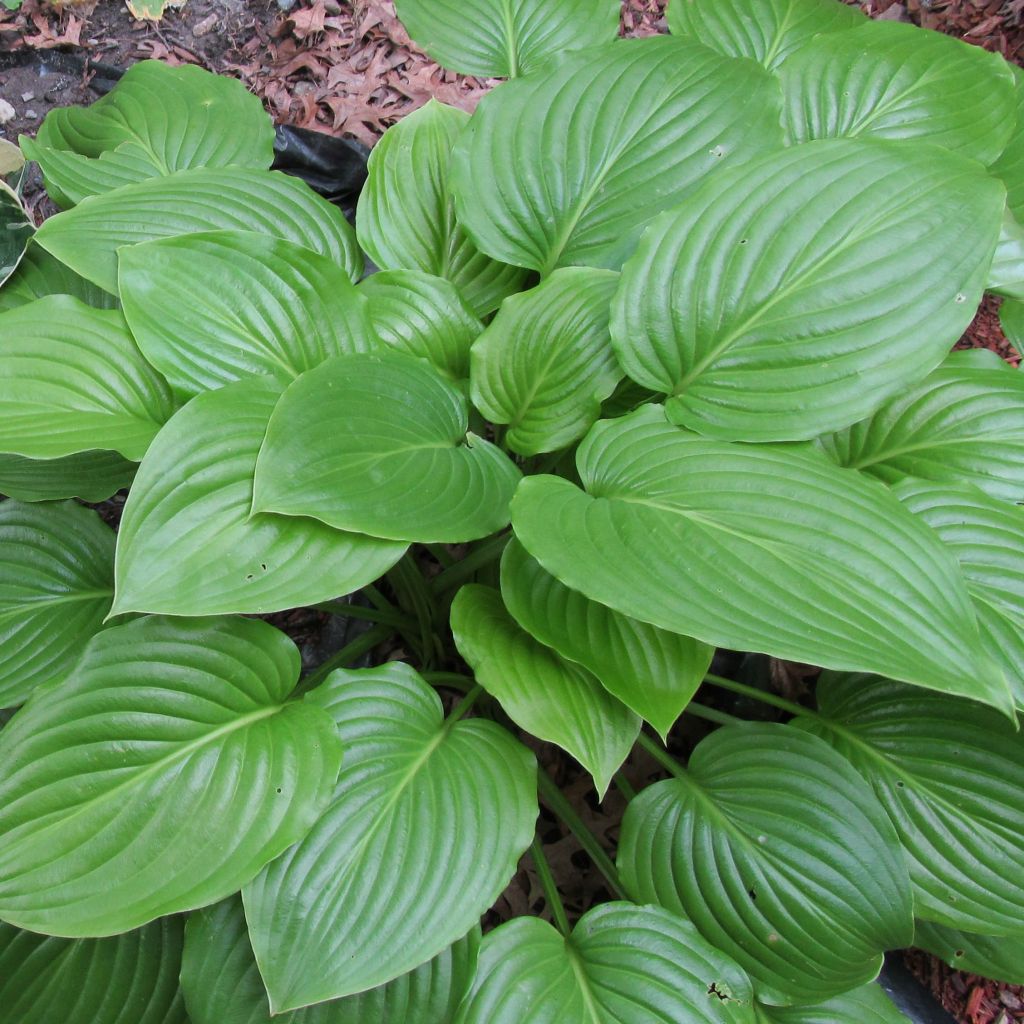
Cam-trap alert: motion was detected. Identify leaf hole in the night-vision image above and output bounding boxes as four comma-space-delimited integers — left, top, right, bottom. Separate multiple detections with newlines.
895, 780, 905, 788
955, 293, 966, 304
709, 145, 725, 159
707, 982, 731, 1001
748, 888, 757, 901
739, 238, 748, 245
260, 563, 267, 571
276, 787, 283, 794
245, 574, 254, 581
955, 950, 965, 958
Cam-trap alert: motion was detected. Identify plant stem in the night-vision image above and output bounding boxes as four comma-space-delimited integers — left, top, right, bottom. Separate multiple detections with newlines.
684, 701, 743, 728
422, 671, 476, 693
388, 553, 441, 666
293, 623, 392, 696
702, 673, 816, 720
445, 685, 483, 726
314, 601, 415, 633
425, 543, 456, 568
530, 836, 572, 938
431, 533, 510, 595
636, 733, 687, 780
613, 772, 637, 802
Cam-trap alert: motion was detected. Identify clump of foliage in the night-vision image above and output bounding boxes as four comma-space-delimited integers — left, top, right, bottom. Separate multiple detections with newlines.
1, 1, 1023, 1021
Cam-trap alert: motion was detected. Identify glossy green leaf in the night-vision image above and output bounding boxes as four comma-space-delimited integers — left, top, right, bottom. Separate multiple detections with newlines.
119, 230, 374, 399
182, 895, 480, 1024
244, 662, 536, 1012
500, 538, 712, 739
913, 919, 1024, 985
0, 917, 187, 1024
456, 903, 757, 1024
511, 405, 1011, 712
992, 64, 1024, 219
0, 296, 176, 461
33, 167, 361, 294
253, 351, 521, 543
0, 500, 114, 709
999, 294, 1024, 354
755, 984, 909, 1023
0, 451, 136, 503
0, 615, 342, 936
612, 140, 1002, 441
471, 267, 622, 455
451, 584, 640, 795
0, 181, 32, 288
983, 207, 1024, 300
798, 673, 1024, 935
450, 37, 783, 275
778, 20, 1015, 164
0, 244, 118, 313
113, 376, 406, 617
618, 723, 913, 1005
394, 0, 619, 78
817, 350, 1024, 503
357, 100, 528, 317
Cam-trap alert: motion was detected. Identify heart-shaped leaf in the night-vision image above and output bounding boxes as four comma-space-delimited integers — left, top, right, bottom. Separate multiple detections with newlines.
618, 723, 913, 1005
0, 451, 136, 503
992, 65, 1024, 220
611, 139, 1003, 441
253, 351, 521, 543
755, 984, 909, 1023
450, 37, 783, 275
913, 919, 1024, 986
0, 245, 118, 313
0, 615, 342, 936
0, 180, 33, 288
244, 663, 536, 1012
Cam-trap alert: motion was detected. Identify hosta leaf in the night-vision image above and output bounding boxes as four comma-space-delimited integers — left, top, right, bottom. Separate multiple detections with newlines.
0, 181, 33, 288
119, 230, 374, 400
0, 244, 118, 313
360, 269, 483, 381
0, 615, 342, 936
667, 0, 864, 71
455, 903, 757, 1024
113, 376, 406, 617
33, 167, 361, 294
244, 662, 536, 1011
992, 65, 1024, 220
0, 296, 176, 461
0, 500, 114, 709
797, 673, 1024, 935
0, 451, 135, 503
511, 405, 1011, 712
450, 37, 783, 275
999, 295, 1024, 353
394, 0, 619, 78
0, 917, 187, 1024
618, 724, 913, 1005
817, 350, 1024, 503
984, 207, 1024, 300
470, 267, 623, 455
500, 538, 712, 739
182, 895, 480, 1024
356, 100, 528, 316
755, 984, 909, 1023
253, 351, 521, 543
611, 140, 1002, 441
913, 920, 1024, 985
778, 21, 1015, 164
451, 584, 640, 795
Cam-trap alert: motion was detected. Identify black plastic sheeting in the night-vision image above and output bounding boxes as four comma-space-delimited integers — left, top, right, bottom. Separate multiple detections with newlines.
881, 954, 959, 1024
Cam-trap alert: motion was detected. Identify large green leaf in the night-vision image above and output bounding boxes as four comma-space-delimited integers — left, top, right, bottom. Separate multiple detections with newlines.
992, 65, 1024, 220
119, 230, 374, 400
667, 0, 864, 71
618, 724, 913, 1005
0, 180, 33, 288
983, 207, 1024, 299
778, 20, 1015, 164
356, 100, 528, 317
511, 405, 1011, 712
113, 376, 406, 617
913, 919, 1024, 986
244, 663, 536, 1012
182, 896, 480, 1024
816, 350, 1024, 503
500, 538, 712, 739
33, 167, 361, 294
0, 451, 136, 503
0, 615, 342, 937
450, 37, 783, 275
0, 244, 118, 313
451, 584, 640, 796
999, 294, 1024, 353
797, 672, 1024, 935
0, 500, 114, 709
471, 267, 622, 455
755, 985, 909, 1023
611, 140, 1003, 441
0, 297, 176, 461
394, 0, 619, 78
253, 351, 521, 543
455, 903, 757, 1024
0, 917, 187, 1024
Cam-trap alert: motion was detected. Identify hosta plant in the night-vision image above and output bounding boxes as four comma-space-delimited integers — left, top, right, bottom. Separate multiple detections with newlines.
1, 1, 1023, 1021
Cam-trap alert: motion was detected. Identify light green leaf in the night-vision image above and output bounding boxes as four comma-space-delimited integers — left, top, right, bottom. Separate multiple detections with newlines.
0, 451, 136, 503
618, 724, 913, 1006
668, 0, 863, 70
511, 405, 1012, 712
797, 672, 1024, 935
0, 180, 33, 288
0, 244, 118, 313
990, 63, 1024, 219
500, 538, 712, 739
356, 100, 528, 317
984, 207, 1024, 299
450, 37, 783, 275
999, 295, 1024, 353
913, 919, 1024, 986
0, 296, 176, 461
451, 584, 640, 796
755, 984, 910, 1023
612, 139, 1003, 441
0, 615, 342, 936
244, 662, 536, 1012
0, 138, 25, 179
33, 167, 361, 294
778, 20, 1015, 164
0, 917, 187, 1024
182, 895, 480, 1024
253, 351, 521, 543
119, 230, 374, 400
471, 267, 622, 455
455, 903, 757, 1024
